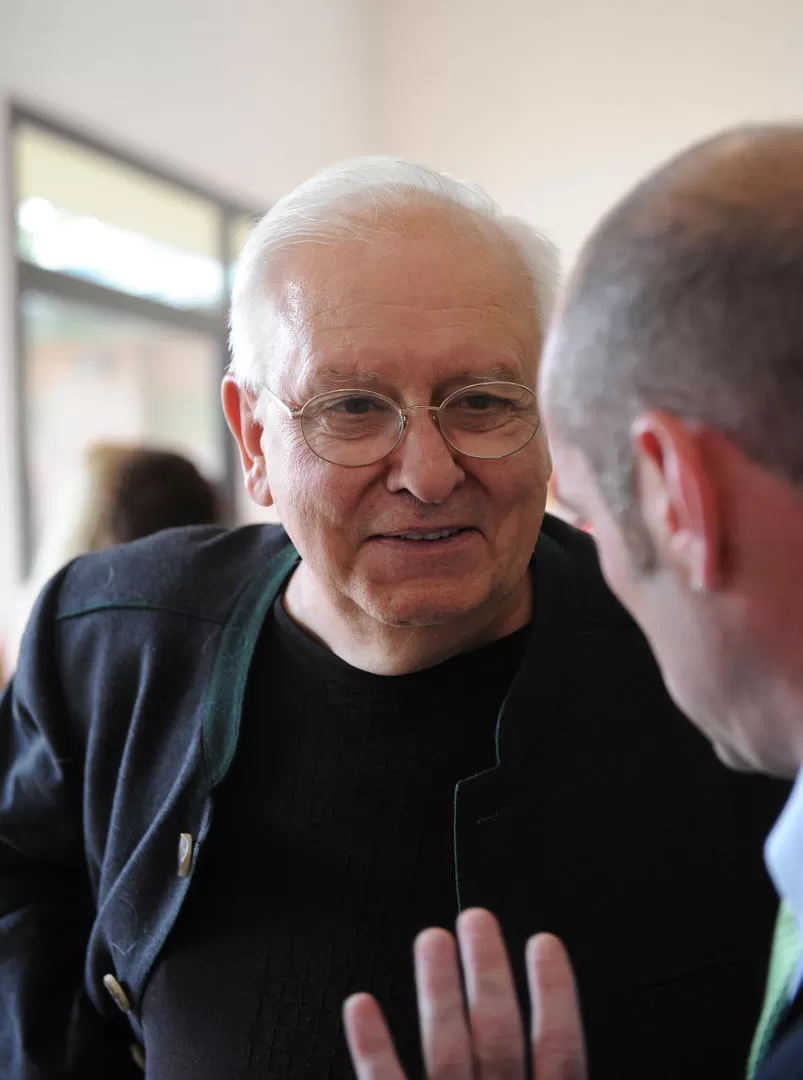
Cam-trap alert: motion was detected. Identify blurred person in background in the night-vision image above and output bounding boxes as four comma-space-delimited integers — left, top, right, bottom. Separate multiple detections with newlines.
344, 126, 803, 1080
0, 444, 220, 689
0, 158, 786, 1080
105, 445, 222, 544
32, 442, 221, 580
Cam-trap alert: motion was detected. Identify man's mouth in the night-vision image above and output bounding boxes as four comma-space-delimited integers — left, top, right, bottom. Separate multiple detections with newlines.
376, 527, 474, 542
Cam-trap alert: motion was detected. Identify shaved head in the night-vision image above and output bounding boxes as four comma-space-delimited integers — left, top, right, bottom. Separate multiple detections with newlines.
542, 124, 803, 566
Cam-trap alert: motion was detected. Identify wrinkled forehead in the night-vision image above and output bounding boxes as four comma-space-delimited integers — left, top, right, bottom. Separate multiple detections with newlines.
263, 209, 542, 390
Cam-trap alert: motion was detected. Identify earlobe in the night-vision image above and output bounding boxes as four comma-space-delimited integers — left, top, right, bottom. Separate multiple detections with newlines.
632, 411, 721, 592
221, 376, 274, 508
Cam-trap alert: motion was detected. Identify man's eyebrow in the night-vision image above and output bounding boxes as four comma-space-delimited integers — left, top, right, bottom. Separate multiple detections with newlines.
310, 369, 384, 391
303, 363, 526, 397
441, 364, 522, 386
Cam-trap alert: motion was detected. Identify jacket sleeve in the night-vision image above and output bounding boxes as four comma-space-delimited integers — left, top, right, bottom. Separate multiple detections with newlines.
0, 573, 139, 1079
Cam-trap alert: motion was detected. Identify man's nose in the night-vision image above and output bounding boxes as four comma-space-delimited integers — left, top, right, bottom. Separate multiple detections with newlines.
384, 408, 465, 504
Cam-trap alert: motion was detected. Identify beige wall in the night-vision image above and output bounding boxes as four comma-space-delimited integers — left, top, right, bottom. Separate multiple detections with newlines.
0, 0, 373, 643
374, 0, 803, 263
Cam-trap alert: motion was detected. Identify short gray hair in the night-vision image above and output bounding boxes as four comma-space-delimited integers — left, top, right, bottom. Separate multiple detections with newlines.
229, 155, 559, 394
544, 124, 803, 568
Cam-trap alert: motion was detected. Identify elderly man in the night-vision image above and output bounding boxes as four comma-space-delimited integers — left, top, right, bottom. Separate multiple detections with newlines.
344, 128, 803, 1079
0, 158, 784, 1080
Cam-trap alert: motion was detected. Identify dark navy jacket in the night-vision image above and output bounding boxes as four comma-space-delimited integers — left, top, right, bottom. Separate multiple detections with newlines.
0, 515, 787, 1078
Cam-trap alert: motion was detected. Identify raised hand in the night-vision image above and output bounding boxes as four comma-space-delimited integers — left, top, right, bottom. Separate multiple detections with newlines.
343, 908, 587, 1080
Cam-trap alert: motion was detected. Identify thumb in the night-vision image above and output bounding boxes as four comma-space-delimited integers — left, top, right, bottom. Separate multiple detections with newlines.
526, 933, 587, 1080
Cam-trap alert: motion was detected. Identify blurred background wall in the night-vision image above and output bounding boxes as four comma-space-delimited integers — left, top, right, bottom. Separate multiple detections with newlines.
373, 0, 803, 262
2, 0, 803, 654
0, 0, 373, 646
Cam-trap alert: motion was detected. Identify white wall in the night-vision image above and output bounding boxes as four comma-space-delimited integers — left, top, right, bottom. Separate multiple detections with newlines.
374, 0, 803, 263
0, 0, 373, 646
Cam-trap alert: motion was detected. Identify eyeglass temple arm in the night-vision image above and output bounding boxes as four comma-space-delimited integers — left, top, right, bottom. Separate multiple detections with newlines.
262, 385, 301, 419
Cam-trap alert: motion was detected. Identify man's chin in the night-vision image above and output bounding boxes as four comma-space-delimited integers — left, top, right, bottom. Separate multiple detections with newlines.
361, 582, 488, 628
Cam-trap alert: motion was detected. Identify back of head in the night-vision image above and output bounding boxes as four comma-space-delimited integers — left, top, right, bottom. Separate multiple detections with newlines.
31, 442, 135, 584
108, 449, 220, 544
31, 444, 220, 586
544, 124, 803, 541
229, 155, 559, 395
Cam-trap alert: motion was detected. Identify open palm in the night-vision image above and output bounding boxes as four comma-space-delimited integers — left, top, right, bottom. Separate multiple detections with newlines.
343, 908, 587, 1080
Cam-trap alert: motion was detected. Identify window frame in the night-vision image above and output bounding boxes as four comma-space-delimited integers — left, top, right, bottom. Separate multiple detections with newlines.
7, 101, 263, 574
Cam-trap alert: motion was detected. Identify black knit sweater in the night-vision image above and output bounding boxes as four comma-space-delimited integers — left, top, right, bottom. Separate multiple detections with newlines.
140, 594, 529, 1078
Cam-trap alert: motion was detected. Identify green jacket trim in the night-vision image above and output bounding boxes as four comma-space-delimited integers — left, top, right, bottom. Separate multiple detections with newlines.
202, 542, 300, 787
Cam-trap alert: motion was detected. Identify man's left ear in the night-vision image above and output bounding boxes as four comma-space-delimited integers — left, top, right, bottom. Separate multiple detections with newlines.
631, 410, 721, 592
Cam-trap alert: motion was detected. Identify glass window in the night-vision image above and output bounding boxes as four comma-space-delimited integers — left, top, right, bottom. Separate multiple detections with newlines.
14, 123, 225, 311
10, 107, 263, 573
227, 212, 258, 289
22, 291, 225, 556
230, 213, 257, 262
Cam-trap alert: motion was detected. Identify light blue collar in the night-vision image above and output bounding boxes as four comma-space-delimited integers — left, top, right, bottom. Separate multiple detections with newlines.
765, 768, 803, 991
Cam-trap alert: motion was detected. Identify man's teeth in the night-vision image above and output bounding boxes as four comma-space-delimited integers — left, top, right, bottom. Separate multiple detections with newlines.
395, 529, 461, 541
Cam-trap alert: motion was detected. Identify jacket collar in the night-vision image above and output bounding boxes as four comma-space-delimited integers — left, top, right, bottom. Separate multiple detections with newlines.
202, 529, 573, 788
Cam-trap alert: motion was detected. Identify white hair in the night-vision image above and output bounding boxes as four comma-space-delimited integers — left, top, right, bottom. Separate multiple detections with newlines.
228, 155, 560, 394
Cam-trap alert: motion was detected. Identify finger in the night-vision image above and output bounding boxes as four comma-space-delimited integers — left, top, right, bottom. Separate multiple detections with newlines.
526, 934, 587, 1080
343, 993, 408, 1080
414, 927, 475, 1079
457, 908, 525, 1080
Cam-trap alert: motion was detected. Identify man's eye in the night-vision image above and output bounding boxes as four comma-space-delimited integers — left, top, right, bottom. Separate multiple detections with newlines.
459, 394, 507, 410
329, 396, 380, 415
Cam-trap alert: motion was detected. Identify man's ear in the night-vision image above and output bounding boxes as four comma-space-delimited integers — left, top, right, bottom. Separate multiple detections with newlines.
631, 410, 721, 592
221, 376, 274, 508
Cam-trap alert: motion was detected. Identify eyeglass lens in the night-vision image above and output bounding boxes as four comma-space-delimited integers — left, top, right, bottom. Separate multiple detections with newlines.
298, 382, 539, 466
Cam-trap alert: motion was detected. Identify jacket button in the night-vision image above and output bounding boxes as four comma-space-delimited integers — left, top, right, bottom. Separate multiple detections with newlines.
130, 1042, 146, 1070
102, 973, 132, 1013
177, 832, 193, 877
